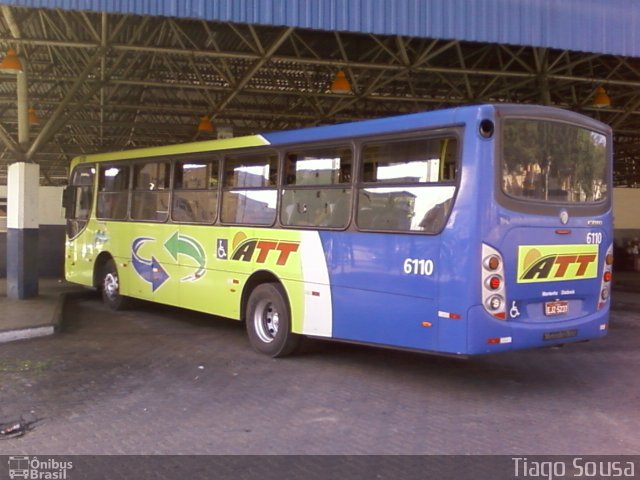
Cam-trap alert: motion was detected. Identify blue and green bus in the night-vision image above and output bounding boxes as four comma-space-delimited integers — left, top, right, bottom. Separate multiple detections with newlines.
63, 104, 613, 357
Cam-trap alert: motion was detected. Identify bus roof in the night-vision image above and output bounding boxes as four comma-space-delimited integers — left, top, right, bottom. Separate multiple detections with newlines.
70, 103, 609, 167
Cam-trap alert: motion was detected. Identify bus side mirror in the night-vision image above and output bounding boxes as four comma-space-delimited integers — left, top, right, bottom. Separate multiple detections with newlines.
62, 186, 75, 219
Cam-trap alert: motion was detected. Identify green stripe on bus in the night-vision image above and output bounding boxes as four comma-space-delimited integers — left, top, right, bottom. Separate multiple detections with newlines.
71, 135, 270, 166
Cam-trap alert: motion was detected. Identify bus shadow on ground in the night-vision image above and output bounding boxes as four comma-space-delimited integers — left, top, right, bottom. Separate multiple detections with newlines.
61, 296, 618, 398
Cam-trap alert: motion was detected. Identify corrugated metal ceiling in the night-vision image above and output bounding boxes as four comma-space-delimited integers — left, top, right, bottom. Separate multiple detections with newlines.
1, 0, 638, 58
0, 2, 639, 186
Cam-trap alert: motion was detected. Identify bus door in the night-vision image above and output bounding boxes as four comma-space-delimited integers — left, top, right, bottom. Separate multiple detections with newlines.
63, 164, 96, 286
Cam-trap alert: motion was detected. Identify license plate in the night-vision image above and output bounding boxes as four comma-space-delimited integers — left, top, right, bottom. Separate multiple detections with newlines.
543, 329, 577, 341
545, 300, 569, 316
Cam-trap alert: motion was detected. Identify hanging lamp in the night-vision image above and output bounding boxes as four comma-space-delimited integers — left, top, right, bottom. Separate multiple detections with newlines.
592, 86, 611, 108
28, 108, 40, 126
330, 70, 352, 94
198, 115, 214, 133
0, 48, 22, 72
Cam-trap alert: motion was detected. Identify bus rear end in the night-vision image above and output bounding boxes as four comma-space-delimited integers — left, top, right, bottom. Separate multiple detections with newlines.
469, 106, 612, 354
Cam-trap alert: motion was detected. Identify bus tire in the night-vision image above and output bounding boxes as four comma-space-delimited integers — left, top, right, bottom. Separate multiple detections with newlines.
246, 283, 301, 357
101, 259, 131, 311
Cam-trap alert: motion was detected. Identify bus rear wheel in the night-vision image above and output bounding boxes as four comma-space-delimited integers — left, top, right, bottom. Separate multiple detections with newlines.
246, 283, 301, 357
101, 259, 131, 311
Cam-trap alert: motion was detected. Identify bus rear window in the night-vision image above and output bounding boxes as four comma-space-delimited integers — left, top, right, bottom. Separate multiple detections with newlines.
502, 119, 608, 203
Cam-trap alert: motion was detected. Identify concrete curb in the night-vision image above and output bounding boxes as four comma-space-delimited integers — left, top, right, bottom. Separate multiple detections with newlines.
0, 325, 55, 343
54, 289, 97, 333
0, 288, 94, 344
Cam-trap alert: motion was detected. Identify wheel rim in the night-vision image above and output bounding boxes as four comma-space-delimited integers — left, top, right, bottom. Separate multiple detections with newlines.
104, 272, 119, 301
253, 298, 280, 344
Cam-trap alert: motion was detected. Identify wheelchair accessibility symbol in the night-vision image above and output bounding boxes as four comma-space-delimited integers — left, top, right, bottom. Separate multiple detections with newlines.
217, 239, 228, 260
510, 301, 521, 319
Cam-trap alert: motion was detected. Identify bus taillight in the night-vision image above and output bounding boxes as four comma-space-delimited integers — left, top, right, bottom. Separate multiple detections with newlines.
486, 275, 502, 290
485, 294, 503, 311
482, 244, 507, 320
598, 243, 613, 310
484, 255, 501, 271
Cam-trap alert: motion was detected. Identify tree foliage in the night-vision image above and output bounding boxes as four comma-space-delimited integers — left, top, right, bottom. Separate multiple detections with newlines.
503, 119, 607, 202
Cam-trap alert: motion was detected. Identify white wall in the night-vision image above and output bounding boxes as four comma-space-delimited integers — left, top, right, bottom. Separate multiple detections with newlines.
0, 185, 65, 230
613, 187, 640, 230
38, 186, 66, 226
0, 185, 6, 232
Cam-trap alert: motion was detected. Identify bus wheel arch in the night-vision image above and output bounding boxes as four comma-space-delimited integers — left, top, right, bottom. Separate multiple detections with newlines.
95, 254, 131, 311
93, 252, 113, 289
240, 270, 281, 322
242, 271, 301, 357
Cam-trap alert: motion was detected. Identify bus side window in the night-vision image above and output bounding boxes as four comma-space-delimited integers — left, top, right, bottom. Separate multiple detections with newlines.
171, 159, 218, 224
131, 161, 170, 222
418, 196, 454, 232
357, 135, 458, 233
440, 138, 458, 181
221, 152, 278, 225
97, 164, 129, 220
280, 146, 352, 229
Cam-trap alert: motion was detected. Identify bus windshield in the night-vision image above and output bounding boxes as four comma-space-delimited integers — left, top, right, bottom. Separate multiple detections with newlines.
502, 119, 608, 204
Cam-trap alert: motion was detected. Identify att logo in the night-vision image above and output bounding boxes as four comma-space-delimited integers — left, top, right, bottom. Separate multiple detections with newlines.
521, 253, 597, 280
518, 244, 599, 284
231, 238, 300, 266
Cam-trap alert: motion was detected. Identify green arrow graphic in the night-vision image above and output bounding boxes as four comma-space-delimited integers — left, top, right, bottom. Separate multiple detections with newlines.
165, 231, 207, 281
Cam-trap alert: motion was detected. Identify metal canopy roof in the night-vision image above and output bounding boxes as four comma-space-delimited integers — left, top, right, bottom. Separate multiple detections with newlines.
0, 2, 638, 186
3, 0, 640, 57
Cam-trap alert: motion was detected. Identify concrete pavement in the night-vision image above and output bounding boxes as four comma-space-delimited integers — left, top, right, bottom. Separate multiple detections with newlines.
0, 288, 639, 455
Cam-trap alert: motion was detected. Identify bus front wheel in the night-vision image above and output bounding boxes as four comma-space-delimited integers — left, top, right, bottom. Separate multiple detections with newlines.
246, 283, 301, 357
101, 259, 131, 311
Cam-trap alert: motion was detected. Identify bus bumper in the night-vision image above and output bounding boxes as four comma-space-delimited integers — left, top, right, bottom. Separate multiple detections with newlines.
466, 304, 610, 355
